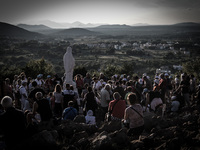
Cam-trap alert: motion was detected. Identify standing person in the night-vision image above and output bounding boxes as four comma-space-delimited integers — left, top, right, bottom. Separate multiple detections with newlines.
100, 84, 111, 121
190, 74, 196, 101
28, 81, 46, 107
35, 74, 43, 87
108, 92, 126, 120
44, 75, 54, 93
62, 84, 75, 109
83, 73, 92, 86
32, 92, 52, 122
93, 77, 102, 96
83, 86, 98, 116
75, 74, 84, 97
0, 96, 26, 150
19, 81, 30, 111
53, 84, 63, 117
124, 93, 144, 138
142, 76, 152, 91
158, 73, 167, 104
180, 73, 190, 106
113, 81, 125, 100
3, 78, 13, 98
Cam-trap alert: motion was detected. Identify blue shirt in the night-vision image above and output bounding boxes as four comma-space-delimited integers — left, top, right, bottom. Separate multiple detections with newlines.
62, 107, 77, 120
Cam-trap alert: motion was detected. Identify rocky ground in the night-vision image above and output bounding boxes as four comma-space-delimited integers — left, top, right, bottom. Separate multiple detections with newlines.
17, 102, 200, 150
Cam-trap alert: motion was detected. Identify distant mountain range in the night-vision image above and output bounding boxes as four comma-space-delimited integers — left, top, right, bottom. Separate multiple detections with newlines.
23, 20, 104, 28
1, 21, 200, 39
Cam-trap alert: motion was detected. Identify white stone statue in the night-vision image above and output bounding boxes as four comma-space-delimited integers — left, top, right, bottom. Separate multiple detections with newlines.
63, 46, 76, 89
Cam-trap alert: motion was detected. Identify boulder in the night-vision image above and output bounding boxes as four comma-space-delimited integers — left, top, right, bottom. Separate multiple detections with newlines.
98, 120, 122, 133
91, 131, 113, 150
73, 115, 86, 123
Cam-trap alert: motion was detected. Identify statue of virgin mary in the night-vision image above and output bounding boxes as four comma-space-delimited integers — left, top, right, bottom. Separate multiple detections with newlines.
63, 46, 76, 89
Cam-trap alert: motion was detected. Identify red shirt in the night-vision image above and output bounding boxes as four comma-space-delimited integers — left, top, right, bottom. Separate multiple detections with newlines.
109, 99, 126, 119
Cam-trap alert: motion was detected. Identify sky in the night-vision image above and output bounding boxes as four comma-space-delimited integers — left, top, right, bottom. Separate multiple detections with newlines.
0, 0, 200, 26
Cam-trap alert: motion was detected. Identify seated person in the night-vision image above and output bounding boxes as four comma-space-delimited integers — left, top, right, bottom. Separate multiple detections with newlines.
62, 101, 78, 121
146, 91, 163, 113
171, 96, 180, 112
124, 93, 144, 138
85, 110, 96, 125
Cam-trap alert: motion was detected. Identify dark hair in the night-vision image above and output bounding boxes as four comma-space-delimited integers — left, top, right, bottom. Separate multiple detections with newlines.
32, 81, 37, 87
55, 84, 62, 93
87, 86, 92, 92
66, 83, 70, 88
128, 93, 138, 105
68, 101, 74, 106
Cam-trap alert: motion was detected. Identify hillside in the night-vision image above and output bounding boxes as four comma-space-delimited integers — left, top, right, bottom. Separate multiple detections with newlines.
53, 28, 101, 37
0, 22, 44, 39
87, 23, 200, 37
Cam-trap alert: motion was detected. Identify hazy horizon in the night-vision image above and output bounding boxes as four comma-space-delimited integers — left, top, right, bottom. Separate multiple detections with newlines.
0, 0, 200, 26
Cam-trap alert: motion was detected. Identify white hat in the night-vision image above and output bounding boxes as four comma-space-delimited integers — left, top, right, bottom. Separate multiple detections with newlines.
165, 73, 169, 76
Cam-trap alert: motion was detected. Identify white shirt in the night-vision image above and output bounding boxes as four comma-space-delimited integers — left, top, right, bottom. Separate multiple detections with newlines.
19, 85, 27, 100
93, 81, 102, 91
150, 97, 163, 111
53, 92, 63, 103
100, 88, 110, 107
35, 78, 42, 87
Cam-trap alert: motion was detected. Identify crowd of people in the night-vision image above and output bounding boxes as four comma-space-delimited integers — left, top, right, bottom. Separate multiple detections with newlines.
0, 71, 200, 149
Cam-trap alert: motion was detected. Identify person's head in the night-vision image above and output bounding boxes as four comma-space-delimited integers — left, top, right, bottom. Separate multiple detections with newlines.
93, 77, 98, 83
87, 86, 93, 92
14, 75, 18, 80
1, 96, 13, 108
49, 92, 53, 97
105, 84, 111, 91
86, 73, 90, 78
21, 81, 27, 86
66, 83, 70, 89
76, 74, 81, 80
5, 78, 10, 84
35, 92, 43, 100
47, 75, 51, 79
113, 92, 121, 100
127, 86, 132, 92
143, 76, 147, 81
87, 110, 93, 116
143, 88, 149, 94
127, 93, 138, 105
55, 84, 62, 93
70, 85, 74, 90
32, 81, 37, 87
159, 73, 164, 79
68, 101, 74, 107
84, 83, 89, 89
115, 81, 120, 86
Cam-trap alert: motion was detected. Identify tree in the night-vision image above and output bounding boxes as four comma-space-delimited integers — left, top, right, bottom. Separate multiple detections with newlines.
73, 66, 87, 77
183, 58, 200, 78
23, 58, 54, 78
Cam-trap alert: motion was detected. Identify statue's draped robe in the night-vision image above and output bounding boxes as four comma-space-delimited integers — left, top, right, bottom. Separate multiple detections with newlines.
63, 47, 75, 86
